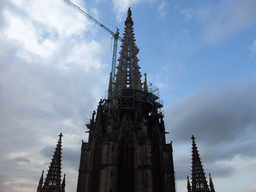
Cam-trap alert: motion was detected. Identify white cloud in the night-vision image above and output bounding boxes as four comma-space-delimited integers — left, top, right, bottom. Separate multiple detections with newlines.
249, 39, 256, 59
4, 9, 56, 60
0, 0, 109, 191
111, 0, 157, 22
180, 8, 193, 21
157, 0, 167, 18
217, 154, 256, 173
202, 0, 256, 44
178, 0, 256, 44
196, 5, 212, 23
112, 0, 141, 21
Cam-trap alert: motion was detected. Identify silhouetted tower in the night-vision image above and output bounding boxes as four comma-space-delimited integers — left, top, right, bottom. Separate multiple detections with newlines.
37, 133, 66, 192
77, 8, 175, 192
191, 135, 209, 191
187, 135, 215, 192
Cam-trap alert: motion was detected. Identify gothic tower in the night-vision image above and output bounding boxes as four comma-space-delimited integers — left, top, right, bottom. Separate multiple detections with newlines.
187, 135, 215, 192
37, 133, 66, 192
76, 8, 175, 192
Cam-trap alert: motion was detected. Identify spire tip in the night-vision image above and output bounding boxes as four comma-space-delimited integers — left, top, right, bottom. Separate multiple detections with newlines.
128, 7, 132, 17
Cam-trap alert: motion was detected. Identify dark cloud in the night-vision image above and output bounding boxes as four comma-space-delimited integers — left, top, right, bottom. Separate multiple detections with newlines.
173, 155, 234, 180
166, 81, 256, 143
40, 146, 55, 159
62, 147, 80, 169
166, 81, 256, 181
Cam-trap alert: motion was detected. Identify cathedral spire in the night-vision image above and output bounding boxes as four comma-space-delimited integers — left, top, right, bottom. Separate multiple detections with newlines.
191, 135, 209, 192
114, 8, 141, 96
43, 133, 65, 192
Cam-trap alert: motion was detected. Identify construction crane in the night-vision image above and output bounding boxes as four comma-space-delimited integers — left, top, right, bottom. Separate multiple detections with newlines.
64, 0, 123, 88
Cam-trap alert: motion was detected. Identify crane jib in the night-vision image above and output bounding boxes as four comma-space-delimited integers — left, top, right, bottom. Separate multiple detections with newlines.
64, 0, 123, 86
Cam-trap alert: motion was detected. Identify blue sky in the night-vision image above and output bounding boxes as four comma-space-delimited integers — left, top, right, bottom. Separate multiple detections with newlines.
1, 0, 256, 191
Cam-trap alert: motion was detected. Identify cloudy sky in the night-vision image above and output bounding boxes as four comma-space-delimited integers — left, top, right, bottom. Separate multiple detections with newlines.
1, 0, 256, 191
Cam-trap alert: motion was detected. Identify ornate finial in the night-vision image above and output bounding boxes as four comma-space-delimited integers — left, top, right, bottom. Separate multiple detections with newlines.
128, 7, 132, 17
144, 73, 148, 92
191, 135, 195, 141
58, 133, 63, 144
92, 110, 96, 122
125, 7, 133, 26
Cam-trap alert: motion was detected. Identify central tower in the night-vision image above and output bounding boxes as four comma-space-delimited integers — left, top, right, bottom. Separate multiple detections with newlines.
77, 8, 175, 192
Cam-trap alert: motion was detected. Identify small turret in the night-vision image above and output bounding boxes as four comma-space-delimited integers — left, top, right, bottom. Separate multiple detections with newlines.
61, 174, 66, 192
187, 176, 191, 192
144, 73, 148, 92
209, 173, 215, 192
37, 170, 44, 192
108, 72, 112, 99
